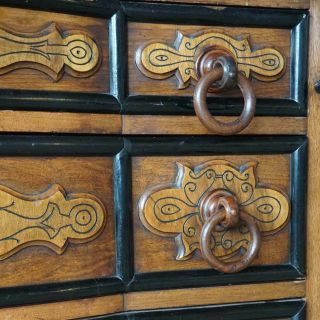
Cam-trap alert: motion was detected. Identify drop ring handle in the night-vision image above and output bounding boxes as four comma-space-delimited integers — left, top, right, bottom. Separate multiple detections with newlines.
194, 54, 256, 135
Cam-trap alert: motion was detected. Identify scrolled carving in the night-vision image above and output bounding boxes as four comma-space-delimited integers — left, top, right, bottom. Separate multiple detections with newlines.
0, 23, 101, 80
0, 184, 106, 260
136, 31, 286, 89
138, 160, 290, 262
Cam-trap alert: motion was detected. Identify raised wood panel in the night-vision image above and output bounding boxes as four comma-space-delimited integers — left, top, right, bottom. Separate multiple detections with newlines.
141, 0, 309, 9
129, 23, 291, 99
0, 6, 108, 93
132, 155, 290, 273
122, 115, 307, 135
0, 157, 115, 287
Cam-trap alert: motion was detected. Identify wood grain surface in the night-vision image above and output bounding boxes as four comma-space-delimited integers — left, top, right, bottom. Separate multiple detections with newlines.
138, 160, 290, 266
0, 112, 121, 134
0, 294, 123, 320
0, 157, 115, 287
136, 30, 285, 89
0, 6, 108, 93
141, 0, 309, 9
129, 23, 291, 99
125, 281, 305, 311
122, 115, 307, 135
0, 281, 305, 319
307, 0, 320, 318
0, 183, 106, 261
133, 155, 290, 273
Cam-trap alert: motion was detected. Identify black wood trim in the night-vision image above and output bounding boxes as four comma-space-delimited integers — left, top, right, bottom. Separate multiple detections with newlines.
122, 2, 306, 27
0, 0, 120, 17
87, 299, 306, 320
122, 136, 307, 292
114, 149, 134, 283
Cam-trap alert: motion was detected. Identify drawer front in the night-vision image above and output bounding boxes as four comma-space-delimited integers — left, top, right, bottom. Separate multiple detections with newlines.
0, 1, 120, 113
125, 2, 308, 118
0, 135, 123, 307
121, 136, 307, 291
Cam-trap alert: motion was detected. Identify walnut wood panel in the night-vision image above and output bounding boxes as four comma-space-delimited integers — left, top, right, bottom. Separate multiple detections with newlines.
0, 157, 115, 287
0, 183, 106, 260
0, 294, 123, 320
0, 112, 121, 134
0, 6, 108, 93
307, 0, 320, 318
122, 115, 307, 135
141, 0, 309, 9
125, 281, 305, 311
129, 23, 291, 99
133, 155, 290, 273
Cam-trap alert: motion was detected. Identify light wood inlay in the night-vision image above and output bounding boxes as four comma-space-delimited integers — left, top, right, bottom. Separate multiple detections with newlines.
122, 116, 307, 135
0, 157, 115, 288
0, 23, 101, 80
133, 155, 290, 273
129, 23, 291, 98
0, 184, 106, 260
125, 281, 306, 311
139, 160, 289, 263
136, 31, 285, 89
307, 0, 320, 318
0, 6, 108, 93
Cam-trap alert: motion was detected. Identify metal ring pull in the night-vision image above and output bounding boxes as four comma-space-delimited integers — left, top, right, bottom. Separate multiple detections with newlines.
194, 53, 256, 135
199, 190, 261, 273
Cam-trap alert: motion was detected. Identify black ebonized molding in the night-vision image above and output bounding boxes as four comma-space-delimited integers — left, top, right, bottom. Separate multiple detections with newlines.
86, 299, 306, 320
114, 149, 134, 283
122, 136, 307, 292
0, 0, 120, 17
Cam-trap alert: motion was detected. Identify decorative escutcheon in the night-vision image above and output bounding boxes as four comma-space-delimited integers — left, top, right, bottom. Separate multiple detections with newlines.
0, 184, 106, 260
136, 31, 286, 89
138, 160, 290, 273
0, 23, 101, 80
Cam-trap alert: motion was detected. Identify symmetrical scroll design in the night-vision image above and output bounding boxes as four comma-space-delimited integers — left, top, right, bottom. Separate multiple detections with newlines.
0, 184, 106, 260
136, 31, 285, 89
0, 23, 101, 80
139, 160, 289, 261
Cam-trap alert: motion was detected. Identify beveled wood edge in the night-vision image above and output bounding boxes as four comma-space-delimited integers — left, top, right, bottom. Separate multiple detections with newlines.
0, 281, 305, 318
140, 0, 310, 9
0, 111, 121, 134
122, 115, 307, 135
124, 281, 306, 311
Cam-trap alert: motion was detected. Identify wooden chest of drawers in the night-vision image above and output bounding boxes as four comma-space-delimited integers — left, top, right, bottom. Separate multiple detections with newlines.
0, 0, 319, 319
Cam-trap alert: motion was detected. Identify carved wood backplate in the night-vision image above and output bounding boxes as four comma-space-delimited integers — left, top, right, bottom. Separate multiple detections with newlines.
0, 23, 101, 80
0, 184, 106, 260
136, 31, 286, 89
139, 160, 290, 261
